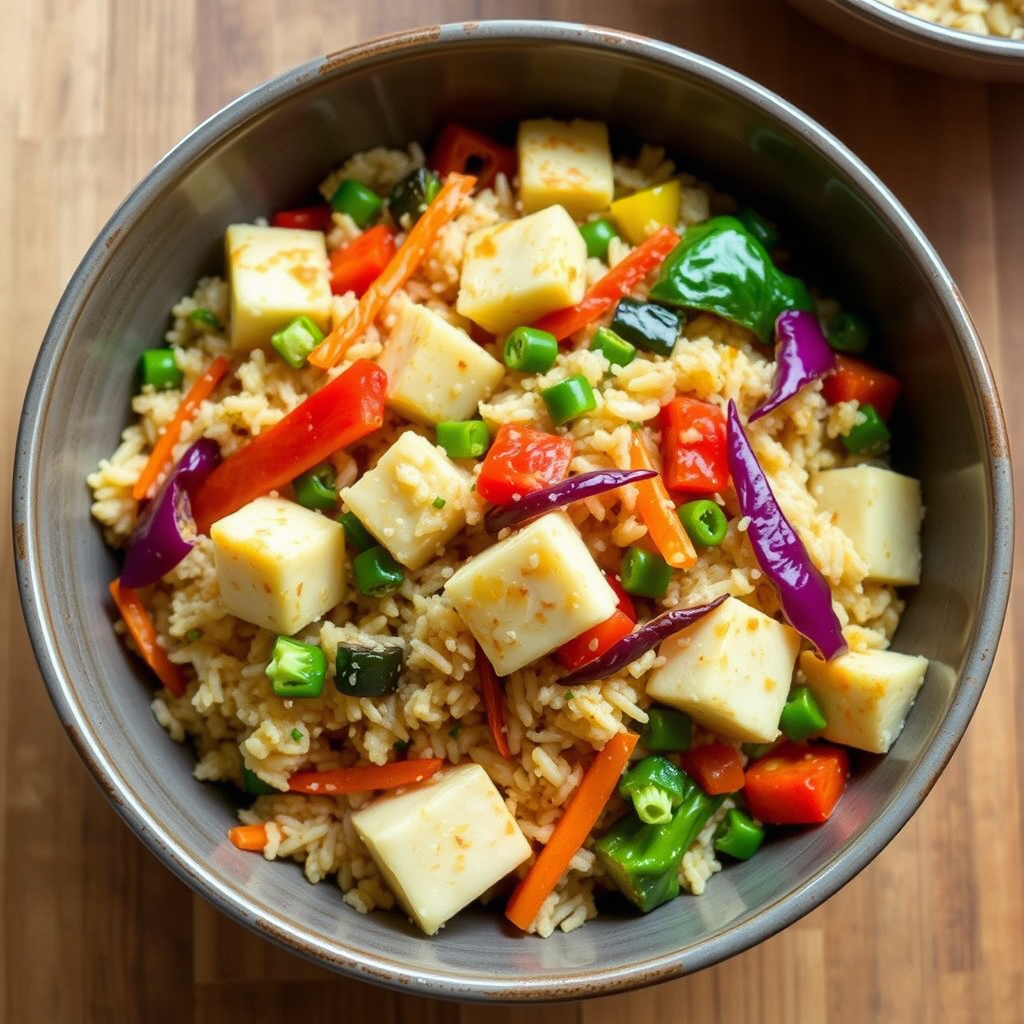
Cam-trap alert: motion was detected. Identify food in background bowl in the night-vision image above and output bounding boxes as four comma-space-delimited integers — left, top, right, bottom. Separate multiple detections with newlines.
878, 0, 1023, 37
88, 119, 928, 938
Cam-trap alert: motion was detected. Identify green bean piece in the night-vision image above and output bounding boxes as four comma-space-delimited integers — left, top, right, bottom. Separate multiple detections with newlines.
621, 546, 672, 599
436, 420, 490, 459
841, 403, 890, 455
138, 349, 183, 392
540, 374, 597, 425
271, 315, 324, 369
642, 707, 692, 752
579, 217, 619, 260
329, 178, 383, 227
677, 499, 728, 547
338, 512, 376, 552
825, 311, 870, 354
589, 326, 637, 368
292, 462, 337, 511
353, 546, 404, 596
779, 686, 827, 742
504, 326, 558, 373
714, 808, 765, 860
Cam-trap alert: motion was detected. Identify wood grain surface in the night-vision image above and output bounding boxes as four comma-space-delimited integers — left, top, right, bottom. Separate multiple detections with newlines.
3, 1, 1022, 1021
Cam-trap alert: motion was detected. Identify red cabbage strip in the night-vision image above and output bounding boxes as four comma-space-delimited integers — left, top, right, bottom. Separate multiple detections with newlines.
558, 595, 728, 685
484, 468, 656, 532
726, 401, 846, 659
749, 310, 836, 422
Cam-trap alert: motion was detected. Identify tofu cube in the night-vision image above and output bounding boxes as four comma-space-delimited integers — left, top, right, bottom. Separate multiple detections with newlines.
646, 597, 801, 743
211, 496, 345, 634
226, 224, 332, 351
800, 648, 928, 754
518, 118, 615, 220
352, 763, 531, 935
340, 431, 470, 571
812, 466, 923, 585
456, 205, 587, 335
444, 511, 617, 676
377, 303, 505, 425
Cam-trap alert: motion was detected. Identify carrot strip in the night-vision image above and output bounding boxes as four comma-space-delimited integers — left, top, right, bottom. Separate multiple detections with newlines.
108, 579, 187, 697
628, 431, 697, 570
308, 172, 477, 369
505, 731, 638, 932
531, 226, 681, 342
228, 823, 268, 852
287, 759, 443, 795
478, 646, 511, 759
131, 355, 231, 502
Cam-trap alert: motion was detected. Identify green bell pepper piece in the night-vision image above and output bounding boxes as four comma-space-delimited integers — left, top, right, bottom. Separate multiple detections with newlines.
648, 215, 814, 343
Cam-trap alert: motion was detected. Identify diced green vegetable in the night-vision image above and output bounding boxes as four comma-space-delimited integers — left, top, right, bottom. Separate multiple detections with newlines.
189, 307, 223, 332
242, 766, 276, 795
579, 217, 619, 261
290, 727, 304, 742
779, 685, 827, 742
271, 314, 325, 369
841, 403, 890, 455
436, 419, 490, 459
292, 462, 337, 511
609, 298, 680, 357
338, 511, 376, 551
618, 756, 687, 825
266, 636, 327, 699
825, 310, 870, 354
742, 741, 777, 760
432, 496, 447, 510
329, 178, 382, 227
353, 546, 404, 596
185, 628, 203, 643
504, 326, 558, 373
138, 349, 183, 392
713, 807, 764, 860
589, 326, 637, 368
736, 208, 779, 249
540, 374, 597, 425
335, 642, 403, 696
388, 167, 442, 225
642, 707, 692, 752
677, 499, 728, 547
621, 546, 672, 599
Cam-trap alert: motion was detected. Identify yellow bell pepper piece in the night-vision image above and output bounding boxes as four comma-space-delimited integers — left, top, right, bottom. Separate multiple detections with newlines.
609, 180, 681, 246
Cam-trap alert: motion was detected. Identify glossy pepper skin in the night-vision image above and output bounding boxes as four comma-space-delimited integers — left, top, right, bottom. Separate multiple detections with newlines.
649, 216, 814, 343
595, 771, 723, 913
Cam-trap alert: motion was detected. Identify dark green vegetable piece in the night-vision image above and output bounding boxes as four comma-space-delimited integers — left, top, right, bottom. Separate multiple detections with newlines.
621, 546, 672, 599
266, 636, 327, 699
642, 707, 692, 752
609, 298, 680, 357
138, 349, 183, 392
436, 420, 490, 459
677, 499, 728, 548
579, 217, 619, 260
840, 402, 890, 455
339, 511, 376, 551
540, 374, 597, 425
290, 727, 304, 742
714, 808, 764, 860
779, 685, 827, 742
388, 167, 442, 225
618, 756, 687, 825
292, 462, 337, 511
825, 310, 870, 354
329, 178, 382, 227
504, 326, 558, 373
589, 326, 637, 368
736, 208, 779, 249
242, 766, 276, 795
595, 771, 723, 912
353, 546, 404, 596
189, 307, 223, 332
271, 315, 324, 369
335, 642, 403, 697
649, 216, 814, 343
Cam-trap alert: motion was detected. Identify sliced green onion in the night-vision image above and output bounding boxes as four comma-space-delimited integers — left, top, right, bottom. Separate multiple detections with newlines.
329, 178, 382, 227
677, 499, 728, 547
841, 403, 890, 455
189, 307, 223, 332
610, 298, 680, 357
579, 217, 619, 261
266, 636, 327, 699
642, 707, 692, 752
290, 727, 303, 743
779, 686, 827, 742
825, 311, 870, 354
714, 808, 765, 860
292, 462, 337, 511
436, 420, 490, 459
271, 315, 324, 369
353, 546, 404, 596
621, 546, 672, 599
339, 512, 376, 551
541, 374, 597, 425
335, 643, 403, 696
432, 496, 447, 510
138, 349, 183, 392
504, 326, 558, 373
736, 208, 779, 249
242, 766, 276, 795
589, 326, 637, 368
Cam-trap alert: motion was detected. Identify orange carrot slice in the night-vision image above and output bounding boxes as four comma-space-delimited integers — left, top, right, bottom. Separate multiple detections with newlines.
228, 823, 268, 852
478, 646, 511, 759
286, 759, 443, 795
628, 431, 697, 570
505, 731, 638, 931
308, 172, 477, 369
108, 579, 187, 697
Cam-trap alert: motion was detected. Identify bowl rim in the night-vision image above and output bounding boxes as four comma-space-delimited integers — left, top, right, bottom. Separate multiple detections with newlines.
12, 18, 1015, 1001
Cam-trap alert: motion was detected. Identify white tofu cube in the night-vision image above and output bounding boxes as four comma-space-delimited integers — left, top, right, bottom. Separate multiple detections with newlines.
812, 466, 923, 585
646, 597, 801, 743
518, 118, 615, 220
377, 303, 505, 425
340, 431, 470, 571
800, 648, 928, 754
444, 511, 617, 676
211, 496, 345, 635
226, 224, 332, 351
456, 205, 587, 335
352, 763, 531, 935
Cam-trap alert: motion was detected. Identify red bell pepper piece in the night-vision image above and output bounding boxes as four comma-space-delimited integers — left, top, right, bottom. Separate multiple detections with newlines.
429, 123, 517, 191
329, 224, 396, 297
477, 646, 511, 759
821, 355, 901, 421
191, 360, 387, 534
531, 226, 681, 342
271, 205, 334, 233
556, 573, 637, 671
660, 396, 729, 494
744, 741, 849, 824
680, 742, 745, 795
476, 424, 574, 505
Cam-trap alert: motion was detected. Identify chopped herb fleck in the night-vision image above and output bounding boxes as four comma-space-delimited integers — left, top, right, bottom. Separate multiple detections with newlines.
185, 628, 202, 642
189, 307, 223, 332
448, 724, 462, 739
565, 691, 575, 701
628, 421, 642, 430
290, 727, 303, 742
432, 496, 447, 509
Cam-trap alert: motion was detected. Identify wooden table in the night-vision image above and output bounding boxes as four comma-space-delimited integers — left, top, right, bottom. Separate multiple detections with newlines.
3, 1, 1021, 1020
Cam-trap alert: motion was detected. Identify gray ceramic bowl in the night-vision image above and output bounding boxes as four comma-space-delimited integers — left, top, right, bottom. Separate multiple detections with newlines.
13, 20, 1013, 1002
787, 0, 1024, 79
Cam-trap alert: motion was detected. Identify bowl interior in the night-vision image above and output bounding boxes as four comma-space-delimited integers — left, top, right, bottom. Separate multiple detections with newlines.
15, 23, 1011, 1000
